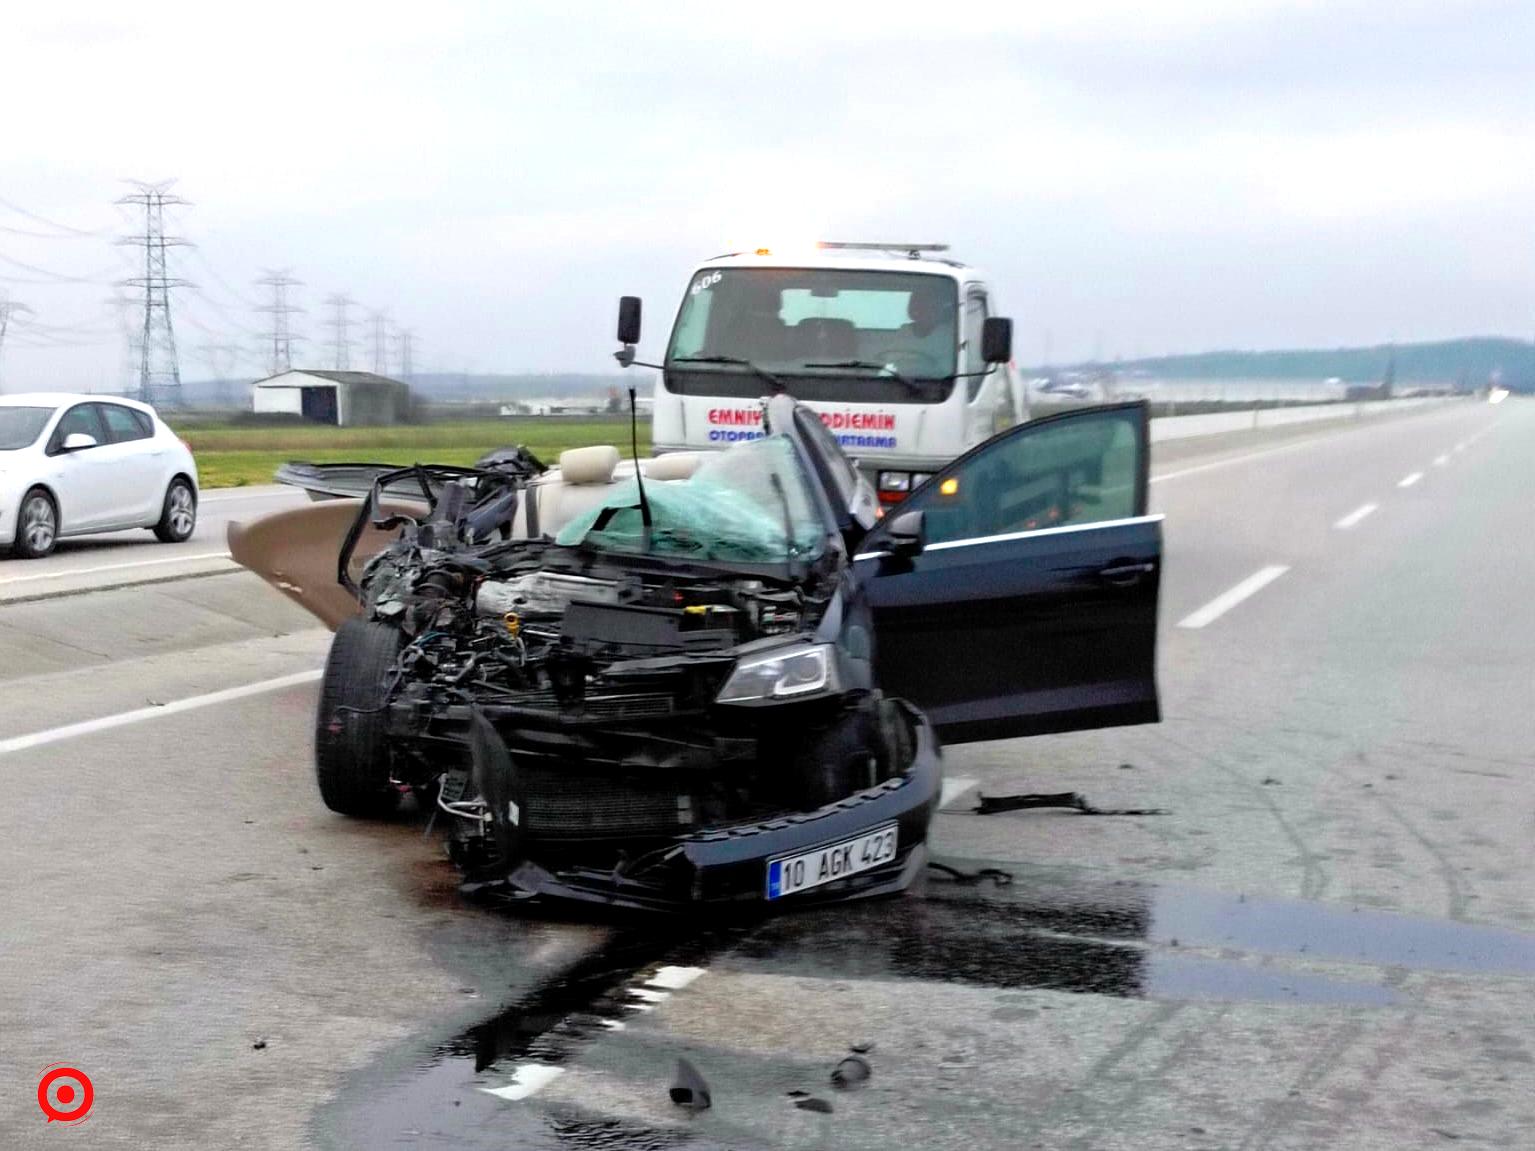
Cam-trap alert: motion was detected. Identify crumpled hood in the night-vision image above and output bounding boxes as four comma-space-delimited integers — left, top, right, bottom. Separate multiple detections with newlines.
227, 499, 420, 631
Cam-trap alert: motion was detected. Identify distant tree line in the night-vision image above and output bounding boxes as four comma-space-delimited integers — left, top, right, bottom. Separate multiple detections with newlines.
1040, 337, 1535, 387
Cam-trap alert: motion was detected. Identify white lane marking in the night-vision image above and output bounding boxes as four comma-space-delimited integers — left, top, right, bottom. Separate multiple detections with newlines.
0, 669, 322, 757
1177, 565, 1290, 630
1333, 503, 1379, 530
0, 550, 233, 585
1398, 471, 1424, 488
601, 1019, 626, 1031
939, 776, 979, 809
482, 1063, 564, 1102
1453, 441, 1467, 453
646, 966, 706, 991
1433, 454, 1450, 466
1150, 435, 1332, 484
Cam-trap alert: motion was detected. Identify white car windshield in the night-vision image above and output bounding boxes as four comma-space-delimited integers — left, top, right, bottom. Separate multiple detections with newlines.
0, 406, 54, 450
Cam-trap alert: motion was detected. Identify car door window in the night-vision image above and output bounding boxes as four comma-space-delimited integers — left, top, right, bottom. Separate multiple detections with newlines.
99, 404, 151, 443
48, 404, 107, 453
904, 405, 1144, 545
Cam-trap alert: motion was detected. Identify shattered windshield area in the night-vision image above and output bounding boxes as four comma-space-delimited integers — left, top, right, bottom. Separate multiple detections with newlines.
555, 435, 826, 564
0, 406, 53, 450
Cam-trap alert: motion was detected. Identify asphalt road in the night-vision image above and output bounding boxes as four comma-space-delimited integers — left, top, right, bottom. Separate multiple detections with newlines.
2, 398, 1531, 1149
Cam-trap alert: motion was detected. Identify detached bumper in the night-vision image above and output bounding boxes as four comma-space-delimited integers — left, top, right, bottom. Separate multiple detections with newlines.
489, 706, 943, 912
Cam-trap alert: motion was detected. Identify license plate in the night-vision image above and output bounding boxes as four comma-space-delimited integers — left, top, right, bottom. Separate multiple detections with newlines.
766, 824, 898, 899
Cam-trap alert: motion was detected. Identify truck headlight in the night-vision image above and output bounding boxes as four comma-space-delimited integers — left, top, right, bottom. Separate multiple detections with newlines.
716, 644, 837, 703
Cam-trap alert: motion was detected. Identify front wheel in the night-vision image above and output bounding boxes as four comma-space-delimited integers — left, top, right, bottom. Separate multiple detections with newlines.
153, 478, 197, 543
12, 489, 58, 558
315, 618, 404, 817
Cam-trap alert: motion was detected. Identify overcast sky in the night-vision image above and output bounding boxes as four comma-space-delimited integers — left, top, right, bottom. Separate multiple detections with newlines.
2, 0, 1533, 389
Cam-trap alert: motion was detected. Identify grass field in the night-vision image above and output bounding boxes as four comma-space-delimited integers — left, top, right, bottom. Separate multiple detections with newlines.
169, 417, 652, 488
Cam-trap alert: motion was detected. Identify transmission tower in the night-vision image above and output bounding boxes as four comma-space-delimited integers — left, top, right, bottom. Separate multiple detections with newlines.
117, 181, 191, 407
255, 268, 304, 376
367, 309, 389, 375
0, 296, 34, 390
324, 293, 354, 370
396, 327, 416, 381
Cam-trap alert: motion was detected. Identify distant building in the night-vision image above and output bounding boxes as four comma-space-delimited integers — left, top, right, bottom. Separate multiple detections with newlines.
251, 369, 411, 426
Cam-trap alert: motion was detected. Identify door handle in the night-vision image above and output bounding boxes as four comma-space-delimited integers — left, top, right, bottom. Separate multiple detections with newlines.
1098, 561, 1155, 586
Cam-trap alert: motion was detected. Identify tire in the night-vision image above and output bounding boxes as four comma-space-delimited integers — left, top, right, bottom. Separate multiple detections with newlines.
791, 694, 895, 810
12, 488, 58, 558
153, 477, 197, 543
314, 618, 405, 817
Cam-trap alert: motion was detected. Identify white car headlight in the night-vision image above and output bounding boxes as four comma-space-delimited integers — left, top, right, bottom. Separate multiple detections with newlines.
716, 644, 837, 703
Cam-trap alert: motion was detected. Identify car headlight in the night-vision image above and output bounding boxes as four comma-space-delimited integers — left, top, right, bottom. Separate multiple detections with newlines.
716, 643, 838, 703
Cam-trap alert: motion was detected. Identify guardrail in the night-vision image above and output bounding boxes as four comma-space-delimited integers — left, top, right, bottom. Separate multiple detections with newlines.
1148, 397, 1458, 443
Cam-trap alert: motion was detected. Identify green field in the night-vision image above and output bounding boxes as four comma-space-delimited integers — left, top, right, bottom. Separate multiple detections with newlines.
169, 417, 652, 488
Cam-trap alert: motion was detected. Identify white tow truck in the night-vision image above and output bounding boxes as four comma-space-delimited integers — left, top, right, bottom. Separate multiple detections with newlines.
614, 241, 1023, 505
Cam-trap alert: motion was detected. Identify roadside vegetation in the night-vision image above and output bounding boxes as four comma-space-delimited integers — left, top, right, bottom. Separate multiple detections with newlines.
168, 415, 651, 488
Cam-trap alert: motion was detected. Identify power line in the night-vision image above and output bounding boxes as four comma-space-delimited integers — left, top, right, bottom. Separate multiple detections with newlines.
256, 269, 305, 376
0, 194, 112, 238
324, 292, 354, 371
117, 180, 191, 408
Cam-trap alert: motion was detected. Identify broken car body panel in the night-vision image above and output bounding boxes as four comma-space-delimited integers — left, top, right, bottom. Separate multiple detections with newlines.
229, 398, 1161, 909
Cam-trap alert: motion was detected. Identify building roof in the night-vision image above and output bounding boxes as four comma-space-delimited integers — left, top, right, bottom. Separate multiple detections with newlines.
252, 369, 407, 389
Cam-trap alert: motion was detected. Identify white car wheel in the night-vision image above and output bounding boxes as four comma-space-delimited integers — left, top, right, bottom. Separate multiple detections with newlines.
15, 490, 57, 558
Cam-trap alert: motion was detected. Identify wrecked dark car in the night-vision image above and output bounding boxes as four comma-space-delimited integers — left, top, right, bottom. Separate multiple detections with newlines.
231, 396, 1163, 911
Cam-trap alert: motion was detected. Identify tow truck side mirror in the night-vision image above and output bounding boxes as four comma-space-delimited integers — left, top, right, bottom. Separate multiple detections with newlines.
887, 509, 926, 557
982, 316, 1013, 364
617, 296, 643, 346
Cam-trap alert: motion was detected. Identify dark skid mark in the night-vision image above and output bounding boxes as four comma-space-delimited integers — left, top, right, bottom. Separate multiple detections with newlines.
323, 926, 740, 1151
725, 890, 1398, 1006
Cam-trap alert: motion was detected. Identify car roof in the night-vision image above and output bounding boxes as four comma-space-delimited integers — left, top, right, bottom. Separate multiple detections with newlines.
0, 392, 156, 414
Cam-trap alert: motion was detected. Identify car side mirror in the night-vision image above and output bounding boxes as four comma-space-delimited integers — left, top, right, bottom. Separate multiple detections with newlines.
61, 433, 98, 452
887, 509, 926, 557
982, 316, 1013, 364
617, 295, 642, 347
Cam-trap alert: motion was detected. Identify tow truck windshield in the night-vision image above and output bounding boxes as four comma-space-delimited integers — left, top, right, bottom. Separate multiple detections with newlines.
664, 268, 959, 404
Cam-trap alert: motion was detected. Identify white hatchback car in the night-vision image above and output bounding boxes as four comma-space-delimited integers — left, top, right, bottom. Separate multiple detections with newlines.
0, 393, 199, 559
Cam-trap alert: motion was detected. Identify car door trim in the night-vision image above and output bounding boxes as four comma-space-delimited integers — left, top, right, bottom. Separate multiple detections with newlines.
855, 513, 1164, 561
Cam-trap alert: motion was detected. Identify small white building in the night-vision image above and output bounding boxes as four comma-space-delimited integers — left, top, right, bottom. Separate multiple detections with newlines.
251, 370, 411, 426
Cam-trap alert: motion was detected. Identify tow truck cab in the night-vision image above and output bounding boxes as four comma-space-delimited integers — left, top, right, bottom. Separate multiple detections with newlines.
623, 242, 1022, 505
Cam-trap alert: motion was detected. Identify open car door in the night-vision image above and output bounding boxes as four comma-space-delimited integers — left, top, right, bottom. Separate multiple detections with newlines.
854, 402, 1162, 743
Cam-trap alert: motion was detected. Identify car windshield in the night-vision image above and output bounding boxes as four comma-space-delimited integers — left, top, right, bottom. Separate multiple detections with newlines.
554, 435, 826, 565
0, 406, 54, 450
667, 267, 959, 381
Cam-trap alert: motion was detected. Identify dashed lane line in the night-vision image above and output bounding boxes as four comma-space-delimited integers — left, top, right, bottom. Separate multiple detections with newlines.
1177, 566, 1291, 630
1333, 503, 1379, 530
1398, 471, 1424, 488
